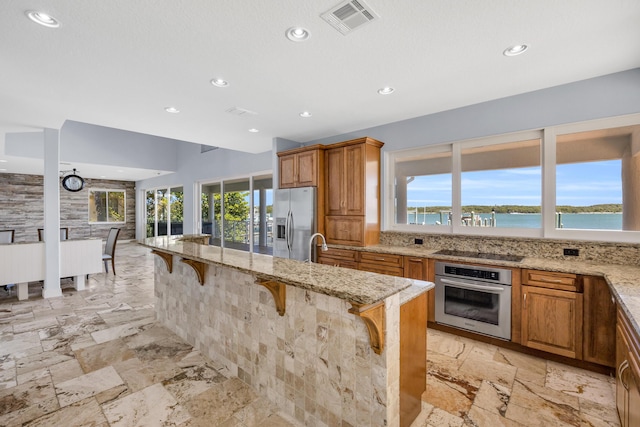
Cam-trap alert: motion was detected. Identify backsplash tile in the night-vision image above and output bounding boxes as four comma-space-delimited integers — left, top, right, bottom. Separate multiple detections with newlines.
380, 231, 640, 266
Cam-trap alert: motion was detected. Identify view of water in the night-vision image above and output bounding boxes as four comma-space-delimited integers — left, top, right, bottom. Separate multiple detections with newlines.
407, 212, 623, 230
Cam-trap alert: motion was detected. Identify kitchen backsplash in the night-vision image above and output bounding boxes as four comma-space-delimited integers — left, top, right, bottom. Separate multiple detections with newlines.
380, 231, 640, 266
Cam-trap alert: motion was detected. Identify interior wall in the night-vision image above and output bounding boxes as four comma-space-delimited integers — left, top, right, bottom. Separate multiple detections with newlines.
0, 173, 135, 242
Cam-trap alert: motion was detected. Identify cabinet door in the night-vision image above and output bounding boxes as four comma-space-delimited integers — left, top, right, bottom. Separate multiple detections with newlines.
325, 216, 364, 246
325, 148, 345, 215
404, 257, 428, 280
297, 150, 317, 187
521, 286, 583, 359
344, 144, 365, 215
629, 369, 640, 427
583, 276, 616, 367
617, 324, 630, 427
279, 154, 297, 188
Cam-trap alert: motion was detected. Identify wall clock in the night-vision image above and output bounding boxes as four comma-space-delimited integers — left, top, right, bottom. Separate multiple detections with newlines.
61, 169, 85, 192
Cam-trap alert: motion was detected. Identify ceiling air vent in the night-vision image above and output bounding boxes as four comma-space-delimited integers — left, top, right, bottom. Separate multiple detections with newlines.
321, 0, 379, 35
225, 107, 257, 117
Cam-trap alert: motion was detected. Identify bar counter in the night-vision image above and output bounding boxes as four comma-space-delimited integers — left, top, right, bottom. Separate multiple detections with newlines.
140, 235, 433, 427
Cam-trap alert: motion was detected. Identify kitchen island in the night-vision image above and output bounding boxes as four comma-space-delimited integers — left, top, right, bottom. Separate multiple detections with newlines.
140, 236, 433, 427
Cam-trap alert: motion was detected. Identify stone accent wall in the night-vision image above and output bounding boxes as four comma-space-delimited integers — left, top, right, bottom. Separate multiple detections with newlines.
0, 173, 135, 242
380, 231, 640, 265
154, 257, 401, 427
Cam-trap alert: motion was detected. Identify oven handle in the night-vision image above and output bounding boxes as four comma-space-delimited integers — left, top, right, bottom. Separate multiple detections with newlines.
439, 278, 507, 293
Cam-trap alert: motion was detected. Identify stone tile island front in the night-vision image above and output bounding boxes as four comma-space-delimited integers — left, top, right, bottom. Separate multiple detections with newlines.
140, 235, 433, 427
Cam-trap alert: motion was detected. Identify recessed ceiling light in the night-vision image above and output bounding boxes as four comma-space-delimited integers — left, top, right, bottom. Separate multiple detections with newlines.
503, 44, 529, 56
210, 78, 229, 88
26, 11, 60, 28
248, 128, 259, 133
117, 170, 124, 173
0, 169, 6, 172
286, 27, 310, 42
100, 175, 106, 178
299, 111, 312, 118
377, 87, 395, 95
164, 106, 180, 114
0, 159, 7, 163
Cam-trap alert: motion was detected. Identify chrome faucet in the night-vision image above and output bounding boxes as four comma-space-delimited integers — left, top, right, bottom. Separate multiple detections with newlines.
308, 233, 328, 263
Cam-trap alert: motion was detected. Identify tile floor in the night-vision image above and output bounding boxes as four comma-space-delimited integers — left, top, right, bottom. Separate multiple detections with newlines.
0, 242, 620, 427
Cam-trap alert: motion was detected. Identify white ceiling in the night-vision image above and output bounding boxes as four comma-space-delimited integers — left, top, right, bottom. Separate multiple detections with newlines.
1, 0, 640, 178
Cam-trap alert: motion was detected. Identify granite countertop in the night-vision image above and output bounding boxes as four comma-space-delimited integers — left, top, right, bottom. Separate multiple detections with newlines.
330, 243, 640, 338
139, 236, 434, 306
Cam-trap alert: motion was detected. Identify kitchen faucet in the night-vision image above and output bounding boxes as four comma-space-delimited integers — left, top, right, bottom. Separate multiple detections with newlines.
308, 233, 328, 263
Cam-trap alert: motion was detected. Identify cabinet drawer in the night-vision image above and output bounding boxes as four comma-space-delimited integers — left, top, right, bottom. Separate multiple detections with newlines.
360, 252, 403, 268
522, 269, 580, 292
320, 247, 357, 262
358, 263, 404, 277
317, 256, 357, 270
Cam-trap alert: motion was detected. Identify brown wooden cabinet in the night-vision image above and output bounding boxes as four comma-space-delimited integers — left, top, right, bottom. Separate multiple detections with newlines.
399, 292, 427, 427
316, 247, 358, 269
404, 257, 434, 323
359, 252, 404, 277
277, 145, 324, 189
583, 276, 617, 367
521, 285, 583, 359
616, 308, 640, 427
324, 137, 383, 246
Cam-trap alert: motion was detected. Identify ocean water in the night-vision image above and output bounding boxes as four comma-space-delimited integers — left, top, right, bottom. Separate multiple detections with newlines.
407, 212, 622, 230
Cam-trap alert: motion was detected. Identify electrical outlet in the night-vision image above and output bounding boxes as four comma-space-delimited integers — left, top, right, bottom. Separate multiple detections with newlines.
563, 248, 580, 257
414, 238, 423, 245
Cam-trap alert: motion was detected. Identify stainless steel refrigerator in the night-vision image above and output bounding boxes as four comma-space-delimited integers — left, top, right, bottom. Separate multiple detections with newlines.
273, 187, 316, 261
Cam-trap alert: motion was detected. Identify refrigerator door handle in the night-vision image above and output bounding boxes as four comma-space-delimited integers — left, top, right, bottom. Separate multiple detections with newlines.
287, 210, 294, 251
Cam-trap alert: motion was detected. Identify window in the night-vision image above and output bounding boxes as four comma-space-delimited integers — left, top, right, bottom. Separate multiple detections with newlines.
387, 115, 640, 242
461, 138, 541, 228
144, 186, 182, 237
394, 146, 452, 226
199, 174, 273, 253
89, 190, 125, 223
556, 125, 638, 231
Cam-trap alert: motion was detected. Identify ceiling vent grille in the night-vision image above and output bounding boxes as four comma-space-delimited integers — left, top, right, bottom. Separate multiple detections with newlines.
321, 0, 379, 35
225, 107, 257, 117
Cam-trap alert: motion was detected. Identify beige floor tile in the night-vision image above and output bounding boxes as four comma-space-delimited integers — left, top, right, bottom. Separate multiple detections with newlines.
424, 371, 480, 417
472, 380, 510, 416
74, 338, 136, 373
0, 376, 59, 426
101, 382, 191, 426
467, 405, 525, 427
505, 379, 582, 426
48, 358, 84, 385
24, 396, 109, 426
185, 377, 260, 424
494, 347, 547, 387
459, 347, 517, 389
425, 407, 464, 427
55, 365, 125, 407
545, 360, 616, 407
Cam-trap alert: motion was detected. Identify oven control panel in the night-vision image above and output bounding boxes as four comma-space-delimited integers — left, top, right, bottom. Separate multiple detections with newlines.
435, 262, 512, 285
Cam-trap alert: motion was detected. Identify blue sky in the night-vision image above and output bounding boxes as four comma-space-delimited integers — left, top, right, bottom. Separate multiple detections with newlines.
406, 160, 622, 207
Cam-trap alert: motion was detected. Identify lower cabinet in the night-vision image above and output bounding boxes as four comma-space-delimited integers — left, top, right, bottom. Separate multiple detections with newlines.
404, 257, 434, 323
399, 293, 427, 427
358, 252, 404, 276
521, 285, 583, 359
616, 308, 640, 427
583, 276, 617, 367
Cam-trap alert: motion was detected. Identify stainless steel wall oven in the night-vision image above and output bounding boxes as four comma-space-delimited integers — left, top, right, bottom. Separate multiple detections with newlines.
434, 261, 512, 340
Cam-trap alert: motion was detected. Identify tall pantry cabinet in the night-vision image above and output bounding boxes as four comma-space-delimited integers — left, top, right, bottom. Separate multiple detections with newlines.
324, 137, 383, 246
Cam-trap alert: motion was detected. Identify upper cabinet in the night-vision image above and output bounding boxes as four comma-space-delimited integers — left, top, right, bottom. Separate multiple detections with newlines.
324, 137, 383, 246
277, 145, 324, 188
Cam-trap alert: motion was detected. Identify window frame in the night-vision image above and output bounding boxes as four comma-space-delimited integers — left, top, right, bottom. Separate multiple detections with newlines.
384, 113, 640, 243
88, 189, 127, 224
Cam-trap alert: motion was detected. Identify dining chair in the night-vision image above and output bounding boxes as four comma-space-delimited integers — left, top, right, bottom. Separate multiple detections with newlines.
37, 228, 69, 241
0, 230, 15, 244
102, 228, 121, 274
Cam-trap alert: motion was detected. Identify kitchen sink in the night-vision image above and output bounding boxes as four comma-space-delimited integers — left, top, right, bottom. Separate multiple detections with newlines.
432, 249, 524, 263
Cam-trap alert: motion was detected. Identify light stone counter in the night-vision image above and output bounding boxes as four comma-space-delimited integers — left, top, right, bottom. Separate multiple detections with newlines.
140, 236, 432, 305
330, 242, 640, 342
